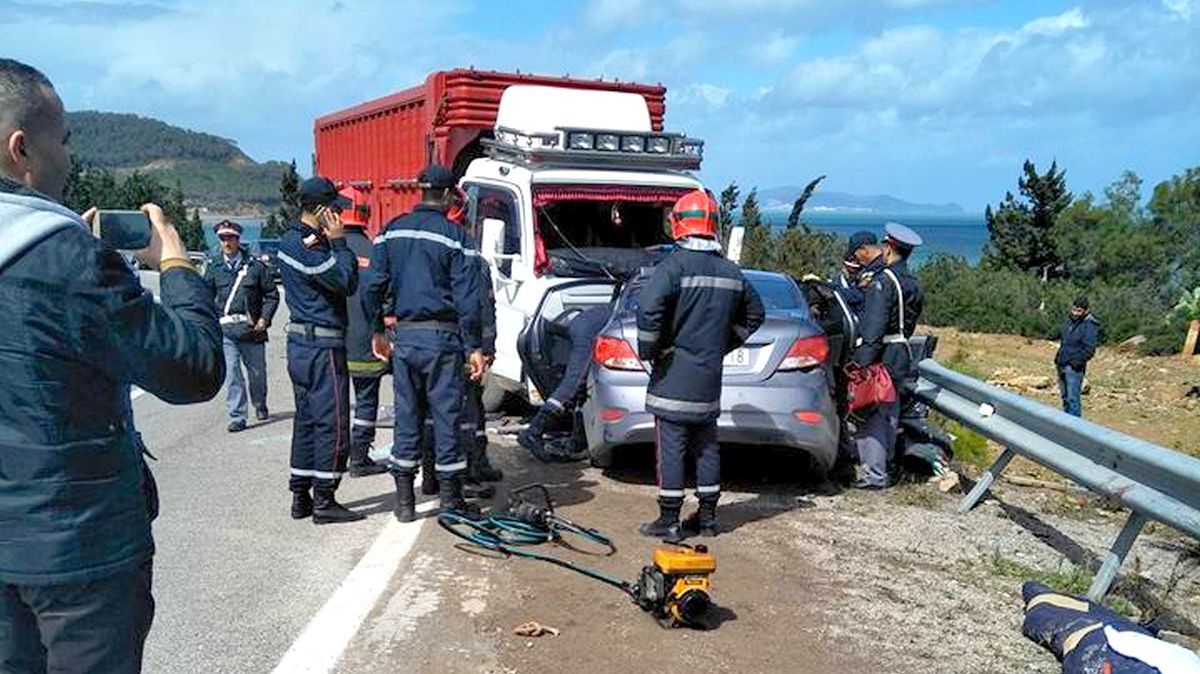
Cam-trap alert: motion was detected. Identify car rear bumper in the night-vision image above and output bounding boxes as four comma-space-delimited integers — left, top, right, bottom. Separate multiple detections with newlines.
583, 369, 839, 471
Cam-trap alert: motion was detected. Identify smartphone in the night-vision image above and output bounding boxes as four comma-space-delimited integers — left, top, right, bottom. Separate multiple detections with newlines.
98, 210, 152, 250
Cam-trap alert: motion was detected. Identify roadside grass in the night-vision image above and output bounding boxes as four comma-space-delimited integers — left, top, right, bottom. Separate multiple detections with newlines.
944, 346, 987, 380
989, 552, 1138, 618
928, 412, 994, 470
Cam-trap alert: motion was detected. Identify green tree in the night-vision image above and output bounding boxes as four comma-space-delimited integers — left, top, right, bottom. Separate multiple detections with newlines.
739, 188, 773, 268
786, 175, 825, 231
773, 228, 842, 279
180, 208, 205, 252
62, 164, 202, 249
981, 160, 1072, 277
718, 181, 740, 245
262, 159, 301, 239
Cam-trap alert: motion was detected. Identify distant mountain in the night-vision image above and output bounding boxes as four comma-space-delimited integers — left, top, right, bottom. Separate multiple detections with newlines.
758, 186, 964, 215
67, 111, 286, 211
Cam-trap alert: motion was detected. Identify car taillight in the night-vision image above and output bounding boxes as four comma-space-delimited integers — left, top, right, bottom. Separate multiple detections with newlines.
593, 335, 643, 371
778, 335, 829, 371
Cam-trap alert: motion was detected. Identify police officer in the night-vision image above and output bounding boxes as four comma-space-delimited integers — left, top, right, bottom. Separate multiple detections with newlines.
637, 189, 765, 541
278, 176, 363, 524
850, 222, 924, 490
339, 187, 389, 477
518, 303, 612, 462
365, 165, 485, 523
206, 219, 280, 432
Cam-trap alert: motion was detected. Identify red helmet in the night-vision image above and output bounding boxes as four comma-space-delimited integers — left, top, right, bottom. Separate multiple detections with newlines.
338, 187, 369, 227
668, 189, 719, 241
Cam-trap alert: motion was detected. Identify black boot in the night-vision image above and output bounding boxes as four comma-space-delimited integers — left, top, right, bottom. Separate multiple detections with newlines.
518, 409, 556, 463
438, 474, 481, 518
392, 474, 416, 523
682, 495, 720, 537
291, 490, 313, 520
638, 497, 683, 542
420, 445, 438, 496
469, 440, 503, 482
462, 478, 496, 499
347, 444, 388, 478
312, 489, 366, 525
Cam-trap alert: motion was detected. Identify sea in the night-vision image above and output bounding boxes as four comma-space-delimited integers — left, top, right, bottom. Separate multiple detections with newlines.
203, 212, 990, 265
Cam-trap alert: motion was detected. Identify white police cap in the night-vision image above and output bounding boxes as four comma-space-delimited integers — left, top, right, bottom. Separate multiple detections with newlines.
884, 222, 923, 249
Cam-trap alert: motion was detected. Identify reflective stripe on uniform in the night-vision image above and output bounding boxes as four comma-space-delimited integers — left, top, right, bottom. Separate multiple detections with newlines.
645, 393, 720, 415
696, 485, 721, 494
680, 275, 743, 291
458, 422, 475, 431
435, 461, 468, 472
373, 229, 463, 251
277, 251, 336, 276
387, 457, 419, 469
352, 418, 376, 428
290, 468, 345, 480
638, 329, 658, 345
546, 398, 565, 411
658, 489, 686, 498
883, 334, 908, 344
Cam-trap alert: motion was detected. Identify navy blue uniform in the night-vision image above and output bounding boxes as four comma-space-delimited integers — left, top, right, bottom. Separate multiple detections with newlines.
365, 205, 480, 478
343, 225, 388, 452
277, 221, 358, 493
461, 255, 497, 463
851, 259, 924, 487
0, 179, 223, 672
636, 239, 765, 499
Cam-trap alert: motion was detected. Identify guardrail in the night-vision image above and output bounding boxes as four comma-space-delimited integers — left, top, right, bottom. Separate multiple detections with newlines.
913, 358, 1200, 601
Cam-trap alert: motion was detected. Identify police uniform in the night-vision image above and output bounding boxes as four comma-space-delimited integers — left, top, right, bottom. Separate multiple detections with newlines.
364, 165, 481, 521
636, 189, 766, 541
205, 220, 280, 432
518, 304, 612, 462
277, 177, 362, 523
851, 222, 925, 489
339, 189, 390, 477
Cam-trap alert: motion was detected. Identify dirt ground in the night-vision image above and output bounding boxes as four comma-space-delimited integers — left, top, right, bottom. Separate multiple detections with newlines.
928, 326, 1200, 456
336, 429, 1200, 674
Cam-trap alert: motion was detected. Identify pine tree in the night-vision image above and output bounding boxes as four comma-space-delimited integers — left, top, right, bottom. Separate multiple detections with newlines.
787, 175, 825, 231
262, 159, 300, 239
981, 160, 1072, 277
718, 182, 740, 245
739, 188, 774, 268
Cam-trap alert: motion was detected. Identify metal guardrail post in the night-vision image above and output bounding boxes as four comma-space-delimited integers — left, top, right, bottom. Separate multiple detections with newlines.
958, 447, 1015, 514
1086, 511, 1148, 602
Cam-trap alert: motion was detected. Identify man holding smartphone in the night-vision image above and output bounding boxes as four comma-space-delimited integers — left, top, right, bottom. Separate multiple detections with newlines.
0, 59, 224, 673
277, 176, 363, 524
205, 219, 280, 432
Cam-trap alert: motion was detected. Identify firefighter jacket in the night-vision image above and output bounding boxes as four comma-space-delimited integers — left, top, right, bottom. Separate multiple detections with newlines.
343, 225, 388, 376
635, 239, 765, 424
0, 179, 223, 585
364, 204, 481, 353
204, 246, 279, 343
852, 259, 924, 382
277, 220, 358, 330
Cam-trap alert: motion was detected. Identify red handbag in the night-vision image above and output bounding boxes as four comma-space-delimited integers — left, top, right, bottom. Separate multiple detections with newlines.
846, 363, 897, 413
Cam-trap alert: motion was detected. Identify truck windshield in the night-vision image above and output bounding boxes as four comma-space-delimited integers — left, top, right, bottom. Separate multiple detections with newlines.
537, 201, 673, 250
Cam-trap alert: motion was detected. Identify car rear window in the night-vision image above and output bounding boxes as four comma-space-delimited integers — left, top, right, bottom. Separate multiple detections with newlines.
750, 276, 805, 311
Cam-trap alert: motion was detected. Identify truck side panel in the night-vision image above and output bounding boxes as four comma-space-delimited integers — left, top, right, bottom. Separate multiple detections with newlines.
313, 69, 667, 236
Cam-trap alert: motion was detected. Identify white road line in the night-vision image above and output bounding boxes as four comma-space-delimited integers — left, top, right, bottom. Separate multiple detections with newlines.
270, 502, 437, 674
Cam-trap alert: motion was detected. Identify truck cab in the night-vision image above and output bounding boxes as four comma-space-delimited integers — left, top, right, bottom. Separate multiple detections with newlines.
457, 85, 705, 409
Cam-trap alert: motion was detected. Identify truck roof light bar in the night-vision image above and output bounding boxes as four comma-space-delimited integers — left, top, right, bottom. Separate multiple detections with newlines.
485, 125, 703, 171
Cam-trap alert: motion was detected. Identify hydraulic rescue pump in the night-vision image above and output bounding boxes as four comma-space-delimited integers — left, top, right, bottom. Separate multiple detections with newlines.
635, 545, 716, 628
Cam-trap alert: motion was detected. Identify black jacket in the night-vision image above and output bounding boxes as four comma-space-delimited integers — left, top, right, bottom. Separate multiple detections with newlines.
0, 180, 223, 585
344, 226, 388, 375
636, 240, 765, 424
1055, 314, 1100, 371
852, 259, 925, 382
204, 246, 279, 343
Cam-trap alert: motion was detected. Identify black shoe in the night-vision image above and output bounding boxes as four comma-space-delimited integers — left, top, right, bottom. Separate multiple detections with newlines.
469, 443, 503, 482
518, 429, 556, 463
312, 490, 366, 525
255, 407, 269, 421
393, 475, 416, 523
228, 419, 247, 433
681, 497, 720, 537
348, 459, 388, 478
291, 491, 313, 520
638, 497, 683, 543
438, 475, 481, 518
851, 478, 887, 491
462, 479, 495, 499
420, 474, 440, 496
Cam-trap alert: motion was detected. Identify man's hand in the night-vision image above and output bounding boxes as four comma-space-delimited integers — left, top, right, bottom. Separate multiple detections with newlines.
133, 203, 188, 269
318, 206, 345, 240
80, 207, 99, 237
253, 318, 269, 333
372, 333, 393, 362
467, 349, 487, 382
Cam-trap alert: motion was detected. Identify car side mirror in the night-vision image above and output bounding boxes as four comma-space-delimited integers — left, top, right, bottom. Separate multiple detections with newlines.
726, 226, 745, 264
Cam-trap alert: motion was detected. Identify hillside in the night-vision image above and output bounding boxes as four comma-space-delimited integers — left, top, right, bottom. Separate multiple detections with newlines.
759, 186, 964, 215
67, 111, 286, 211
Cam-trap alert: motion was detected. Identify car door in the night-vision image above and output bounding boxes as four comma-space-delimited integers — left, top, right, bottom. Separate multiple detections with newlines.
464, 181, 526, 386
516, 280, 618, 402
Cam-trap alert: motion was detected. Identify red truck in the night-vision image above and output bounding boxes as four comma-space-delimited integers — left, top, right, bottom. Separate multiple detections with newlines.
314, 68, 668, 237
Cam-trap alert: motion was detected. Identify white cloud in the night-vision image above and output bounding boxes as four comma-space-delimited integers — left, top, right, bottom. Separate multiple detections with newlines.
750, 31, 800, 65
1020, 7, 1088, 37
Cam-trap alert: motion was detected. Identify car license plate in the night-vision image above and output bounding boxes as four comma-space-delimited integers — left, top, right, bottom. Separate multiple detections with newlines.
723, 348, 750, 367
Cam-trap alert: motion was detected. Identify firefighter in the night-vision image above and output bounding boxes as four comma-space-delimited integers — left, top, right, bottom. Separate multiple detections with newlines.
636, 189, 765, 541
339, 187, 389, 477
277, 176, 362, 524
205, 219, 279, 432
364, 164, 485, 523
518, 303, 612, 462
850, 222, 925, 490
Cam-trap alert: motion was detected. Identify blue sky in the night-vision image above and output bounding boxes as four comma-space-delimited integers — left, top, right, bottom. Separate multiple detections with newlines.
3, 0, 1197, 210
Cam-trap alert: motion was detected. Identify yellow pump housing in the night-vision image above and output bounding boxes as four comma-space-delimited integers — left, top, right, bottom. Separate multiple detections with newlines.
636, 545, 716, 627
